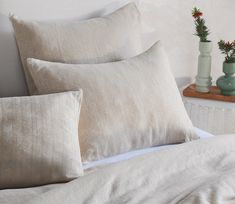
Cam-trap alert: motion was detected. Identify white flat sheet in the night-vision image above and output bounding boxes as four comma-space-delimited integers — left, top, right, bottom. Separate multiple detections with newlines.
83, 127, 214, 170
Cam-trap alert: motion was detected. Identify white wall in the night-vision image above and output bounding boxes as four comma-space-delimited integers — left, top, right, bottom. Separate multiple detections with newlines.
0, 0, 235, 96
137, 0, 235, 84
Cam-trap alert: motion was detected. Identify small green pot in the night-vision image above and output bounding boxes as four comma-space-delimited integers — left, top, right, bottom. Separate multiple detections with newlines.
216, 62, 235, 96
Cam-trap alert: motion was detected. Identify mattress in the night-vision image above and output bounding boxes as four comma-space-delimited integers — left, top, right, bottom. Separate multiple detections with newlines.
0, 128, 214, 204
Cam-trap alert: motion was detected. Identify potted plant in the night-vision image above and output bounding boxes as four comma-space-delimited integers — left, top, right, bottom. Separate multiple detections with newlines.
216, 40, 235, 96
192, 7, 212, 93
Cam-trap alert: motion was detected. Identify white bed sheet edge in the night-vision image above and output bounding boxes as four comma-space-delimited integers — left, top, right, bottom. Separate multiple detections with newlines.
83, 127, 214, 170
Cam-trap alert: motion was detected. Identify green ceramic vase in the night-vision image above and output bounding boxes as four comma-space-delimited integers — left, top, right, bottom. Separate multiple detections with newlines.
216, 62, 235, 96
195, 41, 212, 93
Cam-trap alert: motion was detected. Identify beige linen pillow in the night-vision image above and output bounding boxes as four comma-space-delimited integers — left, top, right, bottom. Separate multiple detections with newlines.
27, 41, 198, 162
0, 91, 83, 189
10, 3, 142, 94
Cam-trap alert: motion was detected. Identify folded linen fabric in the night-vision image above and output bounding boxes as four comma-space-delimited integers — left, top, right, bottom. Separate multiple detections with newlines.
15, 135, 235, 204
0, 91, 83, 189
27, 41, 198, 162
10, 3, 142, 94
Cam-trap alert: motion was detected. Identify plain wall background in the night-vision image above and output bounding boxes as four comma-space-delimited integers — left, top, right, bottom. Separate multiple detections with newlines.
137, 0, 235, 83
0, 0, 235, 96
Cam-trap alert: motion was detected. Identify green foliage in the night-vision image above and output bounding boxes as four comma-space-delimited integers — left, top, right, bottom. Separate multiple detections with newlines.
218, 40, 235, 63
194, 18, 210, 42
192, 7, 210, 42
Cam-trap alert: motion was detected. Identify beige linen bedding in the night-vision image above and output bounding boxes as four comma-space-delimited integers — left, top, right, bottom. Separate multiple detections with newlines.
1, 134, 235, 204
0, 91, 83, 189
10, 3, 142, 94
27, 41, 197, 162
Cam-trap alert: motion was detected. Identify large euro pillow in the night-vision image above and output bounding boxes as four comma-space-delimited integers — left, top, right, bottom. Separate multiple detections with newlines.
0, 91, 83, 189
27, 41, 198, 162
10, 3, 142, 94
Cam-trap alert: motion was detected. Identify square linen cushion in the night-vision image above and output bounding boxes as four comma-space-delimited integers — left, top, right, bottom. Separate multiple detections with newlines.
10, 3, 142, 94
27, 41, 198, 162
0, 91, 83, 189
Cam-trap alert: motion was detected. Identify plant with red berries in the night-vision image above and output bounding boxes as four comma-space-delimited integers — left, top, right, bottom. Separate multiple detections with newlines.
218, 40, 235, 63
192, 7, 210, 42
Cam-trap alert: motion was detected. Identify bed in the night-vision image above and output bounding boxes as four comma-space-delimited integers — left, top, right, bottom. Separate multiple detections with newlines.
0, 128, 216, 204
2, 131, 235, 204
1, 1, 235, 204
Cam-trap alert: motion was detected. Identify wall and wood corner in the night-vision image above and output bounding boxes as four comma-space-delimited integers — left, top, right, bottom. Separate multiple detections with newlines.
0, 0, 235, 97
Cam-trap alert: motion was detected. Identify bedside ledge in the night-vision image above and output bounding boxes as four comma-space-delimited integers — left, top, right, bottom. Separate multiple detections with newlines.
183, 97, 235, 135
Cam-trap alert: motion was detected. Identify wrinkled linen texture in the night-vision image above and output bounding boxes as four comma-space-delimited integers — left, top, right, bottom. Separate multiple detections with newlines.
27, 41, 197, 162
10, 3, 142, 94
1, 134, 235, 204
0, 91, 83, 189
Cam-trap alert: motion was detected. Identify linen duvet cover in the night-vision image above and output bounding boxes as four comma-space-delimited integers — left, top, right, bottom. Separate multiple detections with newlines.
1, 134, 235, 204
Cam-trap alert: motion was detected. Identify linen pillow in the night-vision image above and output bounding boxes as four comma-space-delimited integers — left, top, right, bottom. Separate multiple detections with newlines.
0, 91, 83, 189
10, 3, 142, 94
27, 41, 198, 162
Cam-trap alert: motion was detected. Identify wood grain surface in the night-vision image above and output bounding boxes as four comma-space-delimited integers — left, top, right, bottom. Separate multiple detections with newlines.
183, 84, 235, 103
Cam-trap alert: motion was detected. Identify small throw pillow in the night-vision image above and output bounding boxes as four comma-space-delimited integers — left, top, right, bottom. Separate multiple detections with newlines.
27, 41, 198, 162
10, 3, 142, 94
0, 91, 83, 189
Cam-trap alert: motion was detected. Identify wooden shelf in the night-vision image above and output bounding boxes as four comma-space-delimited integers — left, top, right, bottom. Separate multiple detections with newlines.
183, 84, 235, 103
